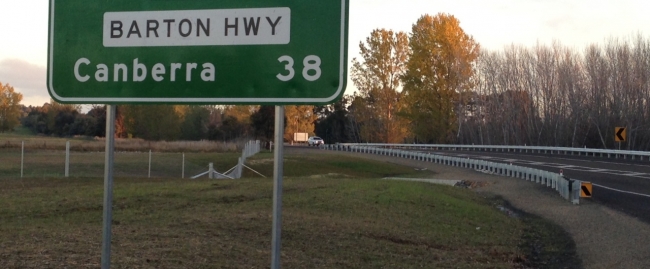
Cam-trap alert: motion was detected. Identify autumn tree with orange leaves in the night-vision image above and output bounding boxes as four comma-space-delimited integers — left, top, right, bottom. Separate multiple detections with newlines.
0, 82, 23, 132
401, 13, 480, 143
350, 29, 410, 143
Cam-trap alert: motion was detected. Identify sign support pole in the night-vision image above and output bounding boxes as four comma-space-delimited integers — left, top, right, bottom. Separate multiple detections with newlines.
271, 106, 284, 269
101, 105, 116, 269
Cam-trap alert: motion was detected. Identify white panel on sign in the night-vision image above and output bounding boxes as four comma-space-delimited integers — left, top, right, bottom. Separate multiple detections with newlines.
103, 8, 291, 47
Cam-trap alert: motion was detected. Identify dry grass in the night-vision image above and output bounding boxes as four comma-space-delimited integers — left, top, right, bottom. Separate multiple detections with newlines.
0, 135, 247, 152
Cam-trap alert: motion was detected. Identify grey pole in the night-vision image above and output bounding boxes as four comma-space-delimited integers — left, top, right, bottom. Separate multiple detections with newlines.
65, 141, 70, 177
271, 106, 284, 269
21, 141, 24, 178
101, 105, 116, 269
182, 153, 185, 179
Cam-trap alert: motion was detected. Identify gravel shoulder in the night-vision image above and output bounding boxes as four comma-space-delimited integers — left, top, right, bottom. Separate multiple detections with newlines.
295, 148, 650, 269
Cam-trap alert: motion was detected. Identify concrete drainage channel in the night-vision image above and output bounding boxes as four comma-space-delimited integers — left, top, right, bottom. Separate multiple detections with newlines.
324, 144, 582, 204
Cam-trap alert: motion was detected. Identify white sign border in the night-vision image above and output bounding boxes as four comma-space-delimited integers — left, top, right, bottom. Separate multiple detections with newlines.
47, 0, 347, 104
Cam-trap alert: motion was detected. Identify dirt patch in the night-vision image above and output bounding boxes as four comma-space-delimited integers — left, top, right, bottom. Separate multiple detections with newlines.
307, 173, 351, 178
247, 158, 295, 165
454, 180, 493, 189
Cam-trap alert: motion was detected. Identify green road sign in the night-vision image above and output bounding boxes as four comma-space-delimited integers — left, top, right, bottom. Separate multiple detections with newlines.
48, 0, 348, 104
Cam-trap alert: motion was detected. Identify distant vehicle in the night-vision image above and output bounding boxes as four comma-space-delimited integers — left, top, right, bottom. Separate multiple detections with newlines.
307, 136, 324, 146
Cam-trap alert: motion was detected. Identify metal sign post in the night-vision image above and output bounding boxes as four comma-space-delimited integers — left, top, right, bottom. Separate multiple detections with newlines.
271, 106, 284, 269
101, 105, 116, 269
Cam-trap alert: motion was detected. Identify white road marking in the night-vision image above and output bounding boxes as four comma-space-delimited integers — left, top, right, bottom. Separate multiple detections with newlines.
583, 169, 609, 172
592, 183, 650, 198
558, 165, 578, 168
622, 172, 647, 176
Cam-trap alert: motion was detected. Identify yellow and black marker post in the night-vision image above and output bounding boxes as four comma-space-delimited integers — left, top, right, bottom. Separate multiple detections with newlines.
580, 182, 592, 198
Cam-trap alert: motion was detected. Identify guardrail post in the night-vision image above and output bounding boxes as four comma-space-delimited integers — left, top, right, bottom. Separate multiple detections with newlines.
571, 180, 581, 204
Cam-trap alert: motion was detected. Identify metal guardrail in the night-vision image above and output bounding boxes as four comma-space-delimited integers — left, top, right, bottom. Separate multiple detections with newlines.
323, 144, 582, 204
335, 143, 650, 161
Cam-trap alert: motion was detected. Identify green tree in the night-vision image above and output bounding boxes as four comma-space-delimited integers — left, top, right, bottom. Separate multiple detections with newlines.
0, 82, 24, 132
314, 95, 354, 143
350, 29, 410, 143
45, 99, 81, 136
122, 105, 182, 140
224, 105, 256, 124
180, 106, 211, 140
250, 106, 277, 142
401, 14, 480, 143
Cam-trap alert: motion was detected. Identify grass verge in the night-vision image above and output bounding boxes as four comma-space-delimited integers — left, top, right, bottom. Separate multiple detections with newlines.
0, 153, 580, 268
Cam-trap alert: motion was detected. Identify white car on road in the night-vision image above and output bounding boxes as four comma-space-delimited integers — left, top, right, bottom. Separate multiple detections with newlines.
307, 136, 324, 146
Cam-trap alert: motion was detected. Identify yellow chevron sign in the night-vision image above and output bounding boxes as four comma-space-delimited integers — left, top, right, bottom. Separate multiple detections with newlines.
615, 127, 626, 142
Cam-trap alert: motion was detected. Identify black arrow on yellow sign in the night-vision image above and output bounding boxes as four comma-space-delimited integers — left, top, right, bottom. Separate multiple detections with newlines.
580, 182, 592, 198
615, 127, 626, 142
581, 185, 591, 197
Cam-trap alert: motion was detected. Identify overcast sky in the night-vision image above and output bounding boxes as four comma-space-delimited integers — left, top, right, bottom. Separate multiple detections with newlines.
1, 0, 649, 107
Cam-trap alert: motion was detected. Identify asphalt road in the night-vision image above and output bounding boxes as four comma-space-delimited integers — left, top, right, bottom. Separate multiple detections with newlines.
410, 149, 650, 224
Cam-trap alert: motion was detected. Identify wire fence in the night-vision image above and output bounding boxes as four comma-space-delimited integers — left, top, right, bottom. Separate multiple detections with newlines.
0, 141, 264, 179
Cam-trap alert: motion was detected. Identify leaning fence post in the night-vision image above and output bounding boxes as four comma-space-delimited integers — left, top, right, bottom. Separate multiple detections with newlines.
238, 157, 243, 178
65, 140, 70, 177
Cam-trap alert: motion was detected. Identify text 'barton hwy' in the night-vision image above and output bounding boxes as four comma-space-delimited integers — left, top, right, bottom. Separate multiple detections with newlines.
103, 7, 291, 47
